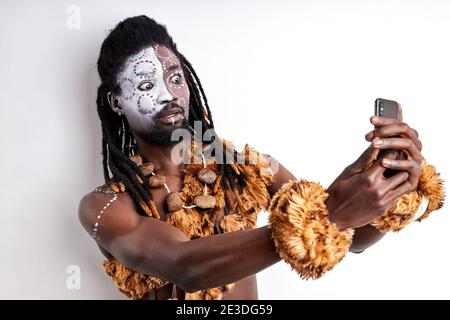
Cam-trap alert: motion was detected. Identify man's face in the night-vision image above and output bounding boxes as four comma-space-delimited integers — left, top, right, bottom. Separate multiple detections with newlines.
113, 45, 190, 144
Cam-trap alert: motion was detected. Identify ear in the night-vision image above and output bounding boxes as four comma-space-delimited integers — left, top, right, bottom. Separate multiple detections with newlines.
107, 92, 123, 116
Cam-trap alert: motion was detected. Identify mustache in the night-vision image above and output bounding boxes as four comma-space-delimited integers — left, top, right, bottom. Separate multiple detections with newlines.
155, 102, 184, 118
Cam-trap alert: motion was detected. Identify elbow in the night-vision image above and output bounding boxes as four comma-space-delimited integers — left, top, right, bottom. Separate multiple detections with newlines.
177, 275, 207, 294
171, 246, 208, 293
178, 271, 209, 293
177, 280, 202, 293
350, 248, 365, 254
349, 240, 369, 253
127, 240, 208, 293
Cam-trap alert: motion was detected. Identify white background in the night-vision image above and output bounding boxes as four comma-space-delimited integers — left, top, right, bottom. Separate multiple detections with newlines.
0, 0, 449, 299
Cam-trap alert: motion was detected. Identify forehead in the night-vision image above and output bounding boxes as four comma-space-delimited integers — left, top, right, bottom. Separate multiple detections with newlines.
153, 44, 180, 71
122, 45, 180, 74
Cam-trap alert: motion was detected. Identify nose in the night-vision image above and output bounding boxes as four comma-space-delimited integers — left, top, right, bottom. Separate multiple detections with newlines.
157, 83, 174, 106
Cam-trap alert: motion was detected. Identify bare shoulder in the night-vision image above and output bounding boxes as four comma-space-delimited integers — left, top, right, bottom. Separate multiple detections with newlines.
261, 154, 297, 197
78, 185, 140, 240
78, 185, 189, 268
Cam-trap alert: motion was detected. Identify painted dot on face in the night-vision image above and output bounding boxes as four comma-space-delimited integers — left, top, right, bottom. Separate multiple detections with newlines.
127, 49, 149, 64
116, 46, 190, 130
151, 97, 156, 111
154, 44, 172, 58
179, 97, 187, 109
119, 78, 135, 100
154, 44, 178, 71
167, 71, 185, 90
133, 60, 156, 76
137, 93, 156, 114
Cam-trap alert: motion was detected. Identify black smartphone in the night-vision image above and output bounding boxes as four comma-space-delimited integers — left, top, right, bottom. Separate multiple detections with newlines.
374, 98, 399, 119
374, 98, 399, 177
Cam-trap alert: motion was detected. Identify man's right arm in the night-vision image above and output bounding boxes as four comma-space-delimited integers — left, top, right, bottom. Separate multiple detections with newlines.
78, 191, 280, 293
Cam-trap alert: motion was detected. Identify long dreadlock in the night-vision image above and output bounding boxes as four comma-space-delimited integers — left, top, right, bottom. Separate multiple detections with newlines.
96, 15, 246, 216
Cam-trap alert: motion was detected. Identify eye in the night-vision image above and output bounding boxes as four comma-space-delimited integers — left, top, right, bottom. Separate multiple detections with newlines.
169, 73, 182, 85
138, 81, 154, 91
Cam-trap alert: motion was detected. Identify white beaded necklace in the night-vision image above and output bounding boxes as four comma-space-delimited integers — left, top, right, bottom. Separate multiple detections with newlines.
91, 138, 219, 240
91, 188, 118, 240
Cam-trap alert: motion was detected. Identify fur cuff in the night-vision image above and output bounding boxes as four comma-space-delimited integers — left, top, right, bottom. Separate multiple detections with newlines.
370, 161, 445, 232
268, 179, 354, 279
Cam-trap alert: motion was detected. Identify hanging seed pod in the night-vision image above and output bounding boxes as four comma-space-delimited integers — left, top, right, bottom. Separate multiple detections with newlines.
129, 154, 143, 166
197, 168, 217, 184
139, 163, 154, 176
148, 174, 166, 188
166, 192, 183, 212
118, 181, 126, 192
194, 194, 216, 209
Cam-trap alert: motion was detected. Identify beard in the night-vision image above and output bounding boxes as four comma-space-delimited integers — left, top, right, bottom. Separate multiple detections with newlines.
144, 117, 190, 146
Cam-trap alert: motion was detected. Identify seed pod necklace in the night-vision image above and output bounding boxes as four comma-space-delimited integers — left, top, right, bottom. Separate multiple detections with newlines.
129, 149, 217, 213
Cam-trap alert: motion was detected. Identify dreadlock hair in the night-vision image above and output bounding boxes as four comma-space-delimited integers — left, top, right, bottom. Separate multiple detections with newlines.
96, 15, 247, 217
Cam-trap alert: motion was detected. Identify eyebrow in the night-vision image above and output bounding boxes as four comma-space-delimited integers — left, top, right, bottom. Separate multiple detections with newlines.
136, 71, 154, 76
135, 64, 180, 76
166, 64, 181, 71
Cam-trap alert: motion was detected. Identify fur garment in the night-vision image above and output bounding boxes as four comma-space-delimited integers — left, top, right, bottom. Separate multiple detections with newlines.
268, 179, 354, 280
370, 160, 445, 232
102, 140, 274, 299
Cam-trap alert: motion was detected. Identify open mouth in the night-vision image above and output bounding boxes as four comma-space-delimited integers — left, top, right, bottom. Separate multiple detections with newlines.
157, 107, 183, 125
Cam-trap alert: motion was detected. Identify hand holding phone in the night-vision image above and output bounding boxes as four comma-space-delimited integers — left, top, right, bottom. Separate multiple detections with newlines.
374, 98, 401, 177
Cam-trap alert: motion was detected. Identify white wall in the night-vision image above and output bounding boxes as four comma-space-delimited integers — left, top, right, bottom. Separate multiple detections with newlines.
0, 0, 449, 299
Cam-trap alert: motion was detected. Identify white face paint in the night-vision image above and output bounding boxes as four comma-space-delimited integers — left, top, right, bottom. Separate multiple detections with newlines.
114, 45, 190, 138
119, 47, 171, 115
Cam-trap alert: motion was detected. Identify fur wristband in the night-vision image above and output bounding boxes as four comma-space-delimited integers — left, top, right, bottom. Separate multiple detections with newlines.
370, 161, 445, 232
268, 179, 354, 279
